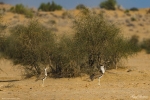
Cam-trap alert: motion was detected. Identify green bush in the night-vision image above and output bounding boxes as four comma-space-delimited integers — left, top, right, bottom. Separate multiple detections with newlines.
10, 4, 33, 18
147, 9, 150, 14
99, 0, 117, 10
38, 1, 62, 11
3, 19, 56, 76
76, 4, 87, 10
131, 17, 136, 21
0, 15, 7, 53
62, 11, 72, 19
47, 19, 56, 25
0, 2, 4, 4
128, 35, 141, 52
0, 12, 139, 78
141, 38, 150, 53
124, 9, 129, 14
130, 7, 138, 11
51, 35, 81, 77
73, 12, 136, 70
0, 34, 6, 53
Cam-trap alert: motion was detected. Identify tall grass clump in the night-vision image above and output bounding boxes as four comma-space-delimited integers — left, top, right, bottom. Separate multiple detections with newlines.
2, 19, 56, 77
10, 4, 33, 18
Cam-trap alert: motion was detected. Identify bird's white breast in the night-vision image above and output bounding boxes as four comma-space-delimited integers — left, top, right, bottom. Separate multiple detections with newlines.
100, 66, 105, 74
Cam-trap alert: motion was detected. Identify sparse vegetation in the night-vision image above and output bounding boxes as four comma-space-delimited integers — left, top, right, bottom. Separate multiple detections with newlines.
38, 1, 62, 12
0, 14, 7, 53
0, 2, 4, 4
62, 11, 72, 19
131, 17, 136, 21
124, 9, 131, 16
10, 4, 33, 18
130, 7, 138, 11
147, 9, 150, 14
124, 9, 129, 13
79, 8, 90, 15
141, 38, 150, 53
99, 0, 117, 10
76, 4, 87, 10
47, 19, 56, 25
129, 35, 141, 52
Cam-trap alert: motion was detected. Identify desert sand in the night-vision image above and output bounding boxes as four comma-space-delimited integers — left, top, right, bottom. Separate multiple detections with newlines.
0, 51, 150, 100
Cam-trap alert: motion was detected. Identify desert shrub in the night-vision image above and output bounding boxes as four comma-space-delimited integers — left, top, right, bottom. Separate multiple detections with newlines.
62, 11, 72, 19
131, 17, 136, 21
0, 14, 7, 53
38, 3, 49, 11
99, 0, 117, 10
130, 7, 138, 11
3, 19, 56, 75
141, 38, 150, 53
75, 7, 90, 16
3, 8, 6, 12
147, 9, 150, 14
0, 34, 6, 53
38, 1, 62, 11
50, 35, 81, 77
0, 8, 6, 14
124, 9, 131, 16
76, 4, 87, 10
0, 14, 6, 32
10, 4, 33, 18
128, 35, 141, 52
125, 9, 129, 13
0, 2, 4, 4
73, 12, 136, 70
47, 19, 56, 25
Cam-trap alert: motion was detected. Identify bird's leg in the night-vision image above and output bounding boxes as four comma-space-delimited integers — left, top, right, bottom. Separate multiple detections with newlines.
41, 67, 48, 87
42, 77, 47, 87
98, 77, 100, 85
98, 75, 103, 86
42, 79, 44, 87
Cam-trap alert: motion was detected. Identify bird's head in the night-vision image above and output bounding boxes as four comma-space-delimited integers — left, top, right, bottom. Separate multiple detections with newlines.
45, 67, 49, 70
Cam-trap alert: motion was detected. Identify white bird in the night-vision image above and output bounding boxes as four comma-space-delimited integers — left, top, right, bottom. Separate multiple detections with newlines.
35, 67, 48, 87
42, 67, 48, 86
98, 65, 105, 85
90, 65, 106, 85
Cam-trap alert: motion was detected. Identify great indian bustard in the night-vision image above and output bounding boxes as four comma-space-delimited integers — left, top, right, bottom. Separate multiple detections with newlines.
90, 65, 106, 85
35, 67, 48, 87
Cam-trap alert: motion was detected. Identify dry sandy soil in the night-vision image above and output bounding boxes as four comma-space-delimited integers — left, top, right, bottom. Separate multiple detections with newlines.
0, 51, 150, 100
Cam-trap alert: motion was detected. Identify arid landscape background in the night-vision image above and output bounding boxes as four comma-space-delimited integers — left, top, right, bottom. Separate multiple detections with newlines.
0, 3, 150, 100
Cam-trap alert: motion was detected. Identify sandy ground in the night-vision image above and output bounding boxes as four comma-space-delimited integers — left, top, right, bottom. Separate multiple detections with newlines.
0, 51, 150, 100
